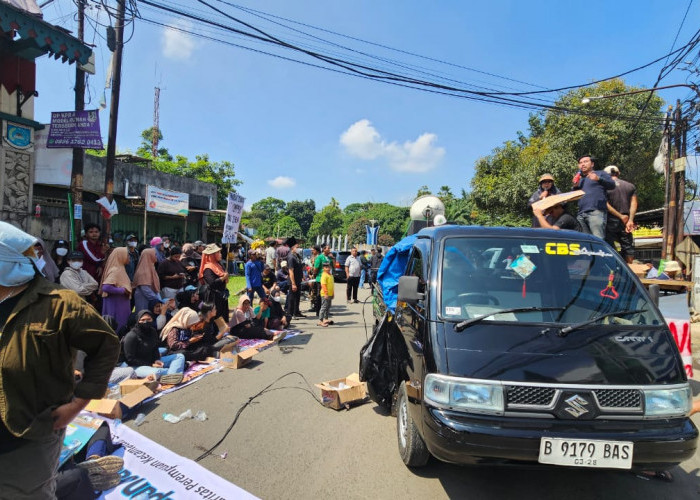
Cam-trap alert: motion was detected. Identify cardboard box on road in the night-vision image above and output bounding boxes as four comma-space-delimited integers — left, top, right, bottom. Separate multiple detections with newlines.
119, 378, 159, 396
316, 373, 368, 410
86, 385, 154, 419
219, 343, 259, 369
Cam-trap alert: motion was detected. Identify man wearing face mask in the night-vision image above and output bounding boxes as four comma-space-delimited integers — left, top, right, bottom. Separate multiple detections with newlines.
0, 221, 119, 499
59, 251, 99, 299
124, 234, 140, 281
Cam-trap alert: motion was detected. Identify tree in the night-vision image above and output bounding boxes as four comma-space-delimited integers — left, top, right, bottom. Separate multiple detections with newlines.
308, 198, 344, 240
275, 215, 303, 239
285, 199, 316, 236
470, 79, 665, 226
347, 217, 370, 245
378, 234, 395, 246
136, 127, 173, 161
250, 197, 286, 221
415, 185, 432, 199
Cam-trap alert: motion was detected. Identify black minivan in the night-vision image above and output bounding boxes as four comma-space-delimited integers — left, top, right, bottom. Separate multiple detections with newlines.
366, 226, 697, 471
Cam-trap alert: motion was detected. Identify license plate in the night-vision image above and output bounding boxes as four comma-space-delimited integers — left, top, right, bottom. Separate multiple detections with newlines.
538, 438, 633, 469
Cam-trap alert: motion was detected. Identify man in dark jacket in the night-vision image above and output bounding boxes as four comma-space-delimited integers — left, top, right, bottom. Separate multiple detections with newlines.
572, 154, 616, 239
0, 221, 119, 499
528, 174, 560, 228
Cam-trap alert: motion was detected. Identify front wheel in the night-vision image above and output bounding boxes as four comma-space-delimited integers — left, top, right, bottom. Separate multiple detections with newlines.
397, 381, 430, 467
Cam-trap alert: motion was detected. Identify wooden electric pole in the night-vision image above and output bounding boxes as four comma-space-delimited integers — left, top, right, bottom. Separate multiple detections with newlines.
70, 0, 85, 245
103, 0, 126, 238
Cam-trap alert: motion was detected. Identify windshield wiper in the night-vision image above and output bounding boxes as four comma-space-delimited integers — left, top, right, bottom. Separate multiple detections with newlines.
453, 307, 565, 332
557, 309, 647, 337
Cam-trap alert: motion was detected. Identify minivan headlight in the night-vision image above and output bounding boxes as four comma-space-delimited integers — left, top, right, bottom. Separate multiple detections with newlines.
424, 374, 504, 415
643, 385, 692, 417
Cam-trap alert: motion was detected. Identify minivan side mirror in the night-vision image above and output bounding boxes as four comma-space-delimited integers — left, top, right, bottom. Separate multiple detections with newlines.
398, 275, 424, 304
648, 284, 660, 306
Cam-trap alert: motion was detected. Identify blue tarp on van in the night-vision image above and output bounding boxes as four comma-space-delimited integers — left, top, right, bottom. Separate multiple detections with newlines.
376, 234, 418, 313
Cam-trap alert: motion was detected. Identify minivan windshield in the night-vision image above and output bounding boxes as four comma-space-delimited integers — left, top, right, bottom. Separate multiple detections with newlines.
439, 236, 662, 327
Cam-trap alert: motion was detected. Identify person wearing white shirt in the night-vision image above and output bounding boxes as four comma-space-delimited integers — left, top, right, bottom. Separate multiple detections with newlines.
59, 251, 99, 298
345, 247, 363, 304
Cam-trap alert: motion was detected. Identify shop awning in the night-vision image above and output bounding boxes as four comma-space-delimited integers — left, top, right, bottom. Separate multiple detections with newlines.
0, 1, 92, 65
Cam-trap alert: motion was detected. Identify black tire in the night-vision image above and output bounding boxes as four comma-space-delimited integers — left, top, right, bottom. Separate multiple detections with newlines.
396, 381, 430, 467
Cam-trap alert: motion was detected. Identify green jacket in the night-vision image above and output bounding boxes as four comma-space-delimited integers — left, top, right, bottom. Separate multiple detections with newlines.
0, 276, 119, 440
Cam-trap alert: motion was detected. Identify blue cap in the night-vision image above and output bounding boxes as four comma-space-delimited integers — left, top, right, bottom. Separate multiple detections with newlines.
184, 285, 197, 291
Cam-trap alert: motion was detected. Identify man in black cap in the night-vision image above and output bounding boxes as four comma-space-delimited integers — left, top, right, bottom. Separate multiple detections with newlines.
59, 251, 99, 299
124, 234, 140, 281
285, 237, 306, 318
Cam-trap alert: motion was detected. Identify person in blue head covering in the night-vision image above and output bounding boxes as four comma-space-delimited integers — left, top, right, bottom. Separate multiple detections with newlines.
0, 221, 120, 498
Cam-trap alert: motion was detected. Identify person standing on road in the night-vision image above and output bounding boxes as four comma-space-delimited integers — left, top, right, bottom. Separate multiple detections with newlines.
527, 174, 560, 228
198, 244, 229, 322
124, 234, 140, 281
318, 262, 334, 327
603, 165, 637, 263
157, 246, 187, 300
345, 247, 362, 303
370, 247, 384, 287
313, 245, 331, 316
275, 239, 289, 271
245, 249, 266, 302
285, 237, 305, 318
0, 221, 119, 499
572, 154, 615, 239
265, 240, 277, 270
80, 222, 105, 281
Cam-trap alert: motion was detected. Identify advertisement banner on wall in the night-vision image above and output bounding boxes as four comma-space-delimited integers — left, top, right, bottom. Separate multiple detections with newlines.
145, 186, 189, 216
222, 192, 245, 244
47, 110, 104, 149
34, 128, 72, 186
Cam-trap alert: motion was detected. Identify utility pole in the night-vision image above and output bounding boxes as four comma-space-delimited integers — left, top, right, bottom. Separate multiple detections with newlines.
152, 87, 160, 157
673, 100, 686, 255
70, 0, 85, 244
103, 0, 126, 238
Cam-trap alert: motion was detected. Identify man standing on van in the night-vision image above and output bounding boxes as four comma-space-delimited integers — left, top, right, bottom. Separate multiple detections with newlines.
603, 165, 637, 263
572, 154, 615, 239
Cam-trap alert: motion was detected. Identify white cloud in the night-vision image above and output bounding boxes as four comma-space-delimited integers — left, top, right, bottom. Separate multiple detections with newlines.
162, 21, 195, 61
268, 176, 296, 189
340, 119, 445, 173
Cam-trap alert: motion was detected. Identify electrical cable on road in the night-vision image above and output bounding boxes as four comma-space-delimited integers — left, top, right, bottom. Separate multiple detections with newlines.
194, 371, 323, 462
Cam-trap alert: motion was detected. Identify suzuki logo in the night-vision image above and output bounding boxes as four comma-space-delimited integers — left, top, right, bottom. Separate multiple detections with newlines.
563, 395, 590, 418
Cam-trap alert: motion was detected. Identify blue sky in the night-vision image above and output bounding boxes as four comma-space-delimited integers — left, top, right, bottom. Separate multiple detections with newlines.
34, 0, 700, 211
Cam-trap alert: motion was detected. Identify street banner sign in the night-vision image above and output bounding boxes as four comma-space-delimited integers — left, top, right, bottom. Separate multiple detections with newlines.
145, 185, 189, 216
222, 192, 245, 244
47, 110, 104, 149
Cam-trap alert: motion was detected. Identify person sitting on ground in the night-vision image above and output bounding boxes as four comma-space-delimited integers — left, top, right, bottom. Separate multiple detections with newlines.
132, 248, 164, 313
122, 310, 186, 385
149, 298, 174, 333
198, 302, 239, 350
261, 264, 278, 296
162, 307, 216, 361
229, 295, 276, 340
318, 261, 335, 327
176, 286, 200, 310
268, 290, 289, 330
60, 251, 99, 299
51, 239, 71, 276
275, 261, 290, 294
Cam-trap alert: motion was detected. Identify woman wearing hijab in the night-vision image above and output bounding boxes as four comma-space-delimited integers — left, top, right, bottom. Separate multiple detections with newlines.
228, 295, 275, 340
198, 244, 229, 322
132, 248, 163, 313
180, 243, 200, 285
34, 238, 61, 283
122, 310, 185, 385
99, 247, 132, 332
51, 239, 71, 275
162, 307, 215, 361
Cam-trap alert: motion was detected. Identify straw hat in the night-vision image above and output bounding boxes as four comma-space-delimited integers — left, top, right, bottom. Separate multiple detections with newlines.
663, 261, 682, 273
538, 173, 555, 183
202, 243, 222, 255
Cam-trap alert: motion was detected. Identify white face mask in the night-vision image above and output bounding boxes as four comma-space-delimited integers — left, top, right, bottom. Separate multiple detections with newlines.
56, 247, 68, 257
69, 261, 83, 270
128, 241, 137, 248
163, 242, 170, 249
273, 296, 281, 302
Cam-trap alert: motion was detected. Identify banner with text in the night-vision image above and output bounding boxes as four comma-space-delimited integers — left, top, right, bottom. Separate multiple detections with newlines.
47, 110, 104, 149
222, 193, 245, 244
100, 419, 256, 499
146, 185, 189, 217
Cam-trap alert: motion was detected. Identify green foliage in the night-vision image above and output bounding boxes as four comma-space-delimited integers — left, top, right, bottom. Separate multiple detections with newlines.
308, 198, 344, 240
275, 215, 304, 239
378, 234, 395, 246
346, 217, 370, 245
470, 79, 665, 226
415, 185, 432, 199
137, 127, 173, 161
285, 199, 316, 236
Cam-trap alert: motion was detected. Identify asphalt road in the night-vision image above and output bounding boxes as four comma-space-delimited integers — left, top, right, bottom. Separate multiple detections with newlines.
128, 284, 700, 500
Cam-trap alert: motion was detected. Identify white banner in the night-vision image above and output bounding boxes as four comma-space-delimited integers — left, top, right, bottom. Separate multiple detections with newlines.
222, 193, 245, 244
146, 185, 189, 217
34, 128, 72, 186
100, 419, 257, 499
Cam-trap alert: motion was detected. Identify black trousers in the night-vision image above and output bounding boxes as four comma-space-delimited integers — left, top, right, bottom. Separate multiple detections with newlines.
346, 276, 360, 301
286, 287, 301, 316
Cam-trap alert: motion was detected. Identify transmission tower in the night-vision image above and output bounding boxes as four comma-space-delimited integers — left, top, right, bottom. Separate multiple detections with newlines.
152, 86, 160, 158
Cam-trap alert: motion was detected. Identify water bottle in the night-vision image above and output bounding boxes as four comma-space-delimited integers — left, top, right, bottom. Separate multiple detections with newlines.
194, 411, 207, 421
162, 413, 181, 424
178, 409, 192, 420
133, 413, 146, 426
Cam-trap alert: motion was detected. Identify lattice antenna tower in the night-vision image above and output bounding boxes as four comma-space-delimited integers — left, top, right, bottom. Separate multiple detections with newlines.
152, 86, 160, 158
